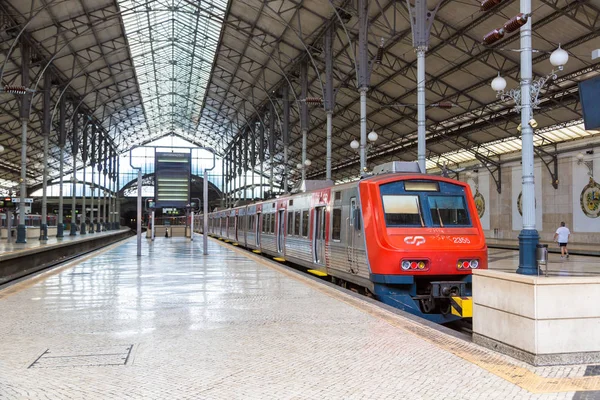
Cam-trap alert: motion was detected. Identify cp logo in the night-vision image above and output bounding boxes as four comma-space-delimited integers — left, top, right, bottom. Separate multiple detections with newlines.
404, 236, 426, 246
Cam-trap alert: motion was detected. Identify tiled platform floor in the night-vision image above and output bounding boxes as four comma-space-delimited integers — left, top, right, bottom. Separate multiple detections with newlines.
0, 236, 597, 399
488, 247, 600, 276
0, 227, 129, 258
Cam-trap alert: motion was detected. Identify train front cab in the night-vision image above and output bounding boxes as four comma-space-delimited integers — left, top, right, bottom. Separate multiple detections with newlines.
360, 175, 487, 324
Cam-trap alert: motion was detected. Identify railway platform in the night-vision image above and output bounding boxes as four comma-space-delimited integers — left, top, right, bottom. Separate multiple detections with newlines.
1, 235, 599, 399
487, 239, 600, 257
0, 228, 132, 285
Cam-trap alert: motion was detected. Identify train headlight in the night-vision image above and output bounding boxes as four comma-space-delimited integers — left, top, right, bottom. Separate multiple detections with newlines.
458, 259, 480, 269
401, 260, 428, 271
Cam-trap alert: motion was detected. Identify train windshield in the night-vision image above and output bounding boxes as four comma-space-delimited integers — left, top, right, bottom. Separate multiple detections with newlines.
381, 195, 424, 227
380, 180, 472, 228
428, 196, 470, 227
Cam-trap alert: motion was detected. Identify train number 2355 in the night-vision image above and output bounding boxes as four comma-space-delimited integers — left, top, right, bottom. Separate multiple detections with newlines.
453, 237, 471, 244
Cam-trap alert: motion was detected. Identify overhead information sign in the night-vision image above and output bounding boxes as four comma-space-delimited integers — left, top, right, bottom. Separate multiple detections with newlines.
154, 152, 191, 208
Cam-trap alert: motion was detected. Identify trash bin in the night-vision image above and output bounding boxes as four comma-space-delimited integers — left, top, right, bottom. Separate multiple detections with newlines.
536, 244, 548, 267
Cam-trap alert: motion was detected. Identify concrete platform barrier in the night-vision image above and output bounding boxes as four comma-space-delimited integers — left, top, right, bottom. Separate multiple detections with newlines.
0, 229, 133, 285
473, 269, 600, 366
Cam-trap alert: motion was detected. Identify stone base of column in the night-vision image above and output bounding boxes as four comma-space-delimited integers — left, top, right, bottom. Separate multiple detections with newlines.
39, 224, 48, 241
89, 222, 94, 234
80, 222, 87, 234
16, 224, 27, 244
96, 222, 101, 232
70, 223, 77, 236
516, 229, 540, 275
57, 223, 64, 238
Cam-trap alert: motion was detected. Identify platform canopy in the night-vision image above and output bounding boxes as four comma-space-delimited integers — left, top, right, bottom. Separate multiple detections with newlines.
0, 0, 599, 189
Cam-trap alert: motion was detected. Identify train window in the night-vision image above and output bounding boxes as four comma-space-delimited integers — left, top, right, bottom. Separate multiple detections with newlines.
405, 181, 440, 192
382, 195, 424, 227
428, 196, 471, 226
331, 208, 342, 241
289, 199, 293, 206
334, 191, 341, 200
262, 214, 267, 233
301, 210, 309, 237
287, 212, 293, 235
270, 213, 276, 233
294, 212, 300, 236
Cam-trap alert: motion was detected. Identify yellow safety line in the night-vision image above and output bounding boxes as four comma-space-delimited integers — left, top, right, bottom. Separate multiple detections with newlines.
0, 239, 126, 299
211, 237, 600, 394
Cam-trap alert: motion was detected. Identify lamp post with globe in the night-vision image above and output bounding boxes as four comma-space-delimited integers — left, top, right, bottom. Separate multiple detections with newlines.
350, 130, 378, 174
490, 44, 568, 275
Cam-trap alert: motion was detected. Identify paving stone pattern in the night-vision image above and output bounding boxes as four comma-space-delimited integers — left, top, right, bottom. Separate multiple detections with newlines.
0, 237, 590, 399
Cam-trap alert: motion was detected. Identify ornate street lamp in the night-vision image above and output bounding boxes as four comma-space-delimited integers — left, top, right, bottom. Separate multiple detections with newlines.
490, 44, 569, 275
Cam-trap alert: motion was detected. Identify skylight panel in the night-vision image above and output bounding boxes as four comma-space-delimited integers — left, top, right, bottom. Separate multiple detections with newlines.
117, 0, 227, 140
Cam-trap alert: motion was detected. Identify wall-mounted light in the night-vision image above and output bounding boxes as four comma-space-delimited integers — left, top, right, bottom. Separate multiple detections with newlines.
576, 152, 593, 176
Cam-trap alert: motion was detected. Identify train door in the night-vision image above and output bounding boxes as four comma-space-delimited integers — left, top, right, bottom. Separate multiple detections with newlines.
313, 206, 326, 264
347, 197, 359, 268
235, 215, 239, 242
255, 213, 261, 247
277, 209, 285, 253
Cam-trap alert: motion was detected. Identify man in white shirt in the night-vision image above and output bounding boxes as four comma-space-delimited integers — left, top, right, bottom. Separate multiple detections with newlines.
553, 221, 571, 259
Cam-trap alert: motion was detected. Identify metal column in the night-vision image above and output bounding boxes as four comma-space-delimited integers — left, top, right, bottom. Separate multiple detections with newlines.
16, 43, 30, 244
516, 0, 539, 275
268, 110, 275, 195
300, 61, 308, 181
40, 71, 51, 241
96, 133, 103, 233
324, 25, 336, 181
70, 111, 79, 236
80, 119, 88, 234
243, 130, 248, 200
89, 125, 96, 233
282, 87, 289, 193
251, 124, 256, 200
107, 150, 112, 230
57, 95, 66, 238
357, 0, 370, 176
136, 169, 142, 256
259, 118, 265, 198
103, 139, 108, 231
151, 210, 155, 241
116, 157, 120, 229
407, 0, 438, 173
203, 168, 209, 255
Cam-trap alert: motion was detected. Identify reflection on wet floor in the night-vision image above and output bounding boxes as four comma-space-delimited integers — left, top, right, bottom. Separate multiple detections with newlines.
487, 248, 600, 277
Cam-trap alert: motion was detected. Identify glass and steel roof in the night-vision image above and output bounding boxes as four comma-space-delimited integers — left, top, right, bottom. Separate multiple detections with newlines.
118, 0, 227, 147
425, 122, 599, 170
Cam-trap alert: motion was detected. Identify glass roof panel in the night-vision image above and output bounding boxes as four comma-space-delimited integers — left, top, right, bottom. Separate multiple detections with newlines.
117, 0, 227, 145
430, 123, 599, 169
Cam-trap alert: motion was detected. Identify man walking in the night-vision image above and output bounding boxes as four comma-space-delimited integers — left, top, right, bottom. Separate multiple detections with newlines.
553, 221, 571, 259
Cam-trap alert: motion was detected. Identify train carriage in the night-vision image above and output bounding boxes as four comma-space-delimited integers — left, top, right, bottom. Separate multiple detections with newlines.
198, 162, 487, 324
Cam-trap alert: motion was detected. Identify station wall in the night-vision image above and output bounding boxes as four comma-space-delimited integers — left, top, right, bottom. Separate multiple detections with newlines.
463, 151, 600, 244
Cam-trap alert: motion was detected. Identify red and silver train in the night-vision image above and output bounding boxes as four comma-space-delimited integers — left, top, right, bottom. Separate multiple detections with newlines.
194, 162, 487, 324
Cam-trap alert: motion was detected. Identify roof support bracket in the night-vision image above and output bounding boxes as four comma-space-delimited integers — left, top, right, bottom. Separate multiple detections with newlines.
475, 155, 502, 194
533, 144, 559, 189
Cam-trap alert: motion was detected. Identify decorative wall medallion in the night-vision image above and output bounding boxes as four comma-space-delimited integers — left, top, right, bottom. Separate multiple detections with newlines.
517, 191, 536, 216
474, 190, 485, 218
580, 177, 600, 218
